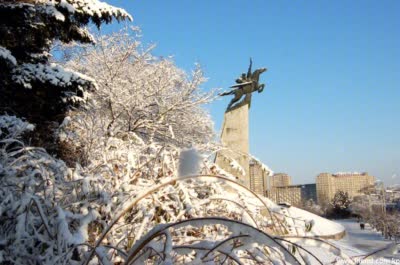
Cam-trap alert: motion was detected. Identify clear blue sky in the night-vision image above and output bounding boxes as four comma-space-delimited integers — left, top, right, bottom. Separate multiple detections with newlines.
107, 0, 399, 185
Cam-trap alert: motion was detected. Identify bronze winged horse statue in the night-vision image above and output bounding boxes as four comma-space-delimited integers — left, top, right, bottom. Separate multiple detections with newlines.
220, 59, 267, 111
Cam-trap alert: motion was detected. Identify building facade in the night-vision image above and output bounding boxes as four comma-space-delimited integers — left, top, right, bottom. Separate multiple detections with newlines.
249, 159, 272, 196
316, 172, 375, 204
266, 183, 317, 206
300, 184, 317, 202
266, 186, 301, 205
271, 173, 292, 188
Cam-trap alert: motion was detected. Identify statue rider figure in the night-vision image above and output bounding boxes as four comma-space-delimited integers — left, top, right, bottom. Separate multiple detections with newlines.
220, 58, 267, 111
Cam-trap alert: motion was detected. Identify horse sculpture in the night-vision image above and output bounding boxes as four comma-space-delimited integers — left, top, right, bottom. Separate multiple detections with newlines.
220, 59, 267, 111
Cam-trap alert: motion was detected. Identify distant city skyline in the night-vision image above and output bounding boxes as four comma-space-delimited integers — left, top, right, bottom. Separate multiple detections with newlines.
107, 0, 400, 185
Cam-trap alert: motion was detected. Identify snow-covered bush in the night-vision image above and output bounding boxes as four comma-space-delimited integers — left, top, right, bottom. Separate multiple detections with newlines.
124, 217, 302, 264
326, 190, 351, 218
299, 199, 324, 216
0, 115, 71, 263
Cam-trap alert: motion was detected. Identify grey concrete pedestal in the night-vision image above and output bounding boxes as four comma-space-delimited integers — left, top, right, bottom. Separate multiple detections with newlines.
215, 103, 250, 188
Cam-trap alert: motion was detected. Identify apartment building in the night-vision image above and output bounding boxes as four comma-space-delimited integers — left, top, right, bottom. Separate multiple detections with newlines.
266, 183, 317, 206
271, 173, 292, 188
249, 159, 272, 196
316, 172, 375, 204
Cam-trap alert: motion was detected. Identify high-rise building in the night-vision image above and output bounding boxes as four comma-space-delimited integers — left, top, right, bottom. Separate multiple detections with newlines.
316, 172, 375, 204
271, 173, 291, 187
249, 159, 272, 196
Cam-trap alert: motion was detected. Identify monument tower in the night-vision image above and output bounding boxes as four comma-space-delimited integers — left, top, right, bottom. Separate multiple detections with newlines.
215, 59, 267, 188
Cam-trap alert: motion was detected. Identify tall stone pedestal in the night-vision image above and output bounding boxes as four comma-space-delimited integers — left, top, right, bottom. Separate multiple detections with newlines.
215, 103, 250, 188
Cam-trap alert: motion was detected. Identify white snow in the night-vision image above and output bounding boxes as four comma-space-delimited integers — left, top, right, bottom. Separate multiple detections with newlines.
330, 219, 400, 264
178, 148, 201, 177
57, 0, 132, 21
44, 5, 65, 21
57, 207, 99, 245
334, 172, 362, 175
0, 115, 34, 138
72, 26, 96, 43
229, 158, 245, 176
284, 206, 345, 236
282, 219, 400, 264
13, 63, 96, 89
0, 46, 17, 66
59, 0, 76, 13
250, 155, 274, 176
333, 219, 396, 253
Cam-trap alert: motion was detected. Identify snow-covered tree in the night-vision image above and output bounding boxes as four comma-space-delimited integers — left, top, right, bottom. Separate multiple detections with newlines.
328, 190, 351, 218
300, 199, 324, 216
0, 0, 131, 150
57, 28, 216, 165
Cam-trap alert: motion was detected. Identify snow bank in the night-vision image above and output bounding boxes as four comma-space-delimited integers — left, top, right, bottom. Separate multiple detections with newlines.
285, 206, 345, 237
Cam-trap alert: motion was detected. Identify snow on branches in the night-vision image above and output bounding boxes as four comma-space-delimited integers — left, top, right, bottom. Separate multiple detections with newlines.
0, 0, 131, 130
57, 28, 217, 165
13, 62, 95, 97
56, 0, 132, 25
0, 0, 131, 66
0, 115, 72, 264
2, 59, 97, 127
0, 46, 17, 67
0, 115, 34, 139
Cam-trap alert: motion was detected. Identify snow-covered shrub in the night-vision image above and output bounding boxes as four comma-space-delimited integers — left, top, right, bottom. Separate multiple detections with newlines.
327, 190, 351, 218
299, 199, 324, 216
0, 115, 76, 263
125, 217, 301, 264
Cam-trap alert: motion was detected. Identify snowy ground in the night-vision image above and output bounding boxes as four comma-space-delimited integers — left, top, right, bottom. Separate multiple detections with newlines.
330, 219, 400, 264
334, 219, 393, 253
287, 218, 400, 264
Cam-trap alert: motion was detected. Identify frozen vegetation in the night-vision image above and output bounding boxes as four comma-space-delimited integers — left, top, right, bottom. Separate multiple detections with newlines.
0, 115, 351, 264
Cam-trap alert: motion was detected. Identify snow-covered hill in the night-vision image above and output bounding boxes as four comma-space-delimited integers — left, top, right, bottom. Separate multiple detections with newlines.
284, 205, 345, 237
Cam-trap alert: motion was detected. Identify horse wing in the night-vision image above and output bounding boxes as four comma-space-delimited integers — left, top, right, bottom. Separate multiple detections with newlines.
230, 81, 253, 88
